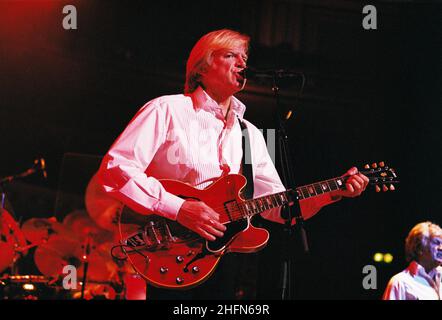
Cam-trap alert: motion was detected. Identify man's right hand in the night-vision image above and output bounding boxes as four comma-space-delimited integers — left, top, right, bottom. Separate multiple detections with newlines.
176, 200, 226, 241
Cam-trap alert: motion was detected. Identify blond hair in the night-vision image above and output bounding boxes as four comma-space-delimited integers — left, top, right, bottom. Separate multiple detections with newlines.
184, 29, 250, 94
405, 221, 442, 262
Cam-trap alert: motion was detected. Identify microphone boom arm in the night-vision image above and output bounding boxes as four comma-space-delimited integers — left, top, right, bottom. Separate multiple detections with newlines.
0, 158, 47, 184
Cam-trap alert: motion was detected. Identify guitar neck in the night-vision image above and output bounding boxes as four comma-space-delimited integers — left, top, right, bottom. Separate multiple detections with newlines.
296, 176, 347, 200
238, 176, 347, 220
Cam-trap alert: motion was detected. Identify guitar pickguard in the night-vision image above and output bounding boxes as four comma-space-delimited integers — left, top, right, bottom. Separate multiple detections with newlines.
206, 219, 248, 253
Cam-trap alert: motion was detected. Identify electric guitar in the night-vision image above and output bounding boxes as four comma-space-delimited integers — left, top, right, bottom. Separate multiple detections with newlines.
86, 162, 398, 289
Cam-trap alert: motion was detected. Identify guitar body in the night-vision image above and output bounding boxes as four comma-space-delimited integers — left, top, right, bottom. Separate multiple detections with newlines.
118, 174, 269, 290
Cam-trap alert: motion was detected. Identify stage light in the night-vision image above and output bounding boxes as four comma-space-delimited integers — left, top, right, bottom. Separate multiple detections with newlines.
373, 253, 384, 262
383, 253, 393, 263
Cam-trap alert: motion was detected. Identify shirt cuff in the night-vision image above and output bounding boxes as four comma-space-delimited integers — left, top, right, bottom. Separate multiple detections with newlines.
157, 192, 186, 221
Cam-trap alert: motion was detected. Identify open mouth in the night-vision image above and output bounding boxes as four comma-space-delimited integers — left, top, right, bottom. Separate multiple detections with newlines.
235, 72, 245, 84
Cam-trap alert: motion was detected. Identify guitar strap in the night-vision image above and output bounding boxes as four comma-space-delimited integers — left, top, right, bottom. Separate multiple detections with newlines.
238, 118, 254, 200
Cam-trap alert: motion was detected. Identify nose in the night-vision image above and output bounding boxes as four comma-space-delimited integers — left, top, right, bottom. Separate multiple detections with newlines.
236, 57, 246, 69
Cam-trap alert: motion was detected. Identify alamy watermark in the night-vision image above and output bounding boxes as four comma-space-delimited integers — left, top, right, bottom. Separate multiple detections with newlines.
62, 264, 78, 290
362, 5, 377, 30
61, 4, 378, 33
164, 121, 276, 173
62, 5, 77, 30
362, 264, 377, 290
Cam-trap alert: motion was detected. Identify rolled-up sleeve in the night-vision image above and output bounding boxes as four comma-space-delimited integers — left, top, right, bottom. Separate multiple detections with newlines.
97, 100, 185, 221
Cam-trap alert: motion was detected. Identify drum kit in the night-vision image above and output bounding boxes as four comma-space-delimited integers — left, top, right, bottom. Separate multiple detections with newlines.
0, 208, 135, 300
0, 159, 147, 300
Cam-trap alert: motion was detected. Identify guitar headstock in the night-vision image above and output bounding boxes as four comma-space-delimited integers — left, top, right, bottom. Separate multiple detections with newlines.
359, 161, 399, 192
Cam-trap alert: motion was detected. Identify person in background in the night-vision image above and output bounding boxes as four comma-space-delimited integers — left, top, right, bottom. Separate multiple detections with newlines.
383, 221, 442, 300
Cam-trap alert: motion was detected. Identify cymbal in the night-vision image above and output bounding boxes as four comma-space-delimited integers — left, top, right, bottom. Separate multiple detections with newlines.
21, 217, 77, 245
85, 172, 123, 232
34, 235, 117, 282
21, 217, 54, 244
63, 210, 114, 244
0, 209, 27, 273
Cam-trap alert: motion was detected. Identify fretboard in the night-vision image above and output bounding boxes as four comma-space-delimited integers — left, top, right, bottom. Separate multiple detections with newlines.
296, 176, 346, 200
236, 176, 347, 219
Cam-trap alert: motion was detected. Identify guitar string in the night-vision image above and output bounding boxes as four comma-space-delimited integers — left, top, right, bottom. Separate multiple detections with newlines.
122, 173, 397, 244
203, 176, 389, 214
129, 176, 397, 242
197, 176, 395, 221
131, 175, 395, 227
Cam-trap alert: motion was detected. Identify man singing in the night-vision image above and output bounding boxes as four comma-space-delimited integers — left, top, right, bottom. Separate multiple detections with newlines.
93, 29, 369, 299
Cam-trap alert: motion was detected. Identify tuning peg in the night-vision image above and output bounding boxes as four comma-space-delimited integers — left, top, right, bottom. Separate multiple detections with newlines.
364, 164, 370, 169
389, 184, 395, 191
371, 163, 377, 169
379, 161, 385, 167
375, 185, 381, 192
382, 185, 388, 192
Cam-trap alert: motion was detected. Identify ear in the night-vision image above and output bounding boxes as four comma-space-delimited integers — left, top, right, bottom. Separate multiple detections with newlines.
206, 51, 214, 66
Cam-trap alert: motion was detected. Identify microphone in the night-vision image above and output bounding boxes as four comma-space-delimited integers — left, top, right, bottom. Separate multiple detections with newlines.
242, 67, 305, 80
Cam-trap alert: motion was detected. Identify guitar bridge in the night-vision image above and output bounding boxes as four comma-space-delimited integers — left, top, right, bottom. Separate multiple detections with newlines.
124, 219, 177, 251
125, 231, 146, 248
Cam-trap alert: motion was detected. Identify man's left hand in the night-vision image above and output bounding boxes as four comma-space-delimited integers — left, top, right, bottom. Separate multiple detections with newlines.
331, 167, 369, 199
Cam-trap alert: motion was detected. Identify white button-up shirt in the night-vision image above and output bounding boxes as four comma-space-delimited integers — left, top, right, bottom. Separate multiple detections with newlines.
383, 261, 442, 300
96, 87, 335, 227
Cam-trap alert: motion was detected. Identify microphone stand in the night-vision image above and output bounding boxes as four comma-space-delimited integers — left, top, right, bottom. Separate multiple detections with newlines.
80, 236, 92, 299
0, 158, 47, 185
270, 73, 309, 300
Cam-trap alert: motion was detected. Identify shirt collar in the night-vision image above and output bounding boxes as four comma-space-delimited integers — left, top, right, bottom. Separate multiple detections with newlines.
409, 261, 442, 281
191, 86, 246, 120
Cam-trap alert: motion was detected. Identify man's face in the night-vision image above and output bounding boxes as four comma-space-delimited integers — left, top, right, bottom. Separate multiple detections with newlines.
428, 236, 442, 265
202, 45, 248, 96
422, 236, 442, 266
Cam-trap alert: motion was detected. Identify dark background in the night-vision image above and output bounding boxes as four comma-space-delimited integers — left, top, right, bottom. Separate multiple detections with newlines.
0, 0, 441, 299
